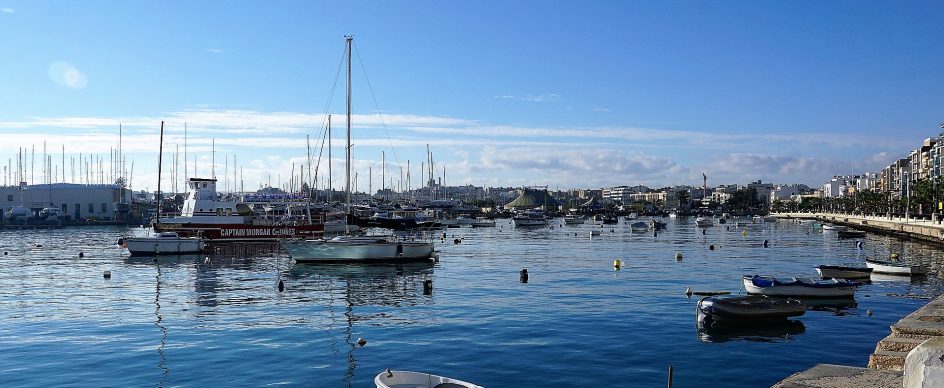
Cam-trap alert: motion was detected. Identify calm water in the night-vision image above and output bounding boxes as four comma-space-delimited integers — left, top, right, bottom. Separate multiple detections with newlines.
1, 218, 942, 387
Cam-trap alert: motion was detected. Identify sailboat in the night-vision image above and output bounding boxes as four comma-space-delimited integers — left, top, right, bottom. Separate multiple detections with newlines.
281, 36, 435, 263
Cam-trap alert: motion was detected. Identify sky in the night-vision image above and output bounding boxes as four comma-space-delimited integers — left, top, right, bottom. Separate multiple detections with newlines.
1, 1, 943, 194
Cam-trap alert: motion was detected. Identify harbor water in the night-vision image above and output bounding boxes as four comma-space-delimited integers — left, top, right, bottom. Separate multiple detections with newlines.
1, 218, 942, 387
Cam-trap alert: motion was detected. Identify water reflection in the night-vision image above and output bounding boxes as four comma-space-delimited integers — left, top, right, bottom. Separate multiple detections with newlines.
697, 320, 806, 343
801, 298, 859, 315
153, 264, 169, 387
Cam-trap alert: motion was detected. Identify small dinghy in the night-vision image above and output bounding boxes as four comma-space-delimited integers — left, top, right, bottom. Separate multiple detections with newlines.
742, 275, 858, 298
815, 265, 873, 279
865, 259, 927, 276
821, 224, 847, 231
630, 221, 650, 232
697, 295, 805, 328
123, 232, 205, 256
374, 370, 483, 388
836, 230, 866, 239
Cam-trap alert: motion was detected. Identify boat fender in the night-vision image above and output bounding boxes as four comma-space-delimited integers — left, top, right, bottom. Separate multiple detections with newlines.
763, 240, 769, 248
709, 244, 715, 250
520, 268, 528, 283
278, 279, 284, 292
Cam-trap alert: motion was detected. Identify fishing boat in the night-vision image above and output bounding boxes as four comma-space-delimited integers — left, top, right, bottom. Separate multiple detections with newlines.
563, 214, 587, 225
123, 232, 205, 256
696, 295, 806, 328
815, 265, 873, 279
630, 221, 650, 232
742, 275, 858, 298
374, 370, 483, 388
512, 209, 548, 227
865, 259, 928, 276
836, 230, 866, 239
695, 217, 713, 227
280, 37, 434, 263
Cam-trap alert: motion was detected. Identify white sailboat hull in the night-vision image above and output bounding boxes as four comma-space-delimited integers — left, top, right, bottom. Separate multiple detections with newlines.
124, 237, 205, 256
282, 238, 435, 263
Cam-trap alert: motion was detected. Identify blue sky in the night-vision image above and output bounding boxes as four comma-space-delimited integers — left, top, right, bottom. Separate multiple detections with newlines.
1, 1, 943, 193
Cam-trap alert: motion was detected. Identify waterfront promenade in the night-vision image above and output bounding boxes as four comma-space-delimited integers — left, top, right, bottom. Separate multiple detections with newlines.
777, 212, 944, 245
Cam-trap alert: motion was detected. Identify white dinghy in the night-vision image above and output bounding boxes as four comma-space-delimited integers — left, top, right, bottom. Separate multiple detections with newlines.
375, 370, 483, 388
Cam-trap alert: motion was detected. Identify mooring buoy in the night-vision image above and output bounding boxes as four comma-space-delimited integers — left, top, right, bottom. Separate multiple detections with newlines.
685, 286, 693, 297
78, 252, 84, 258
867, 309, 873, 316
709, 244, 715, 250
520, 268, 529, 283
675, 252, 683, 261
356, 338, 367, 347
613, 259, 621, 270
278, 279, 284, 292
103, 270, 111, 279
763, 240, 769, 248
423, 279, 433, 294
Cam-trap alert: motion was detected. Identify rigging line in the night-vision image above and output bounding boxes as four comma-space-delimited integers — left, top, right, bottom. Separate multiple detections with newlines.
311, 42, 349, 178
353, 41, 401, 166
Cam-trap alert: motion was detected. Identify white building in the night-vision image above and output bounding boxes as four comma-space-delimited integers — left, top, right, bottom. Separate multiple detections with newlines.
0, 183, 132, 220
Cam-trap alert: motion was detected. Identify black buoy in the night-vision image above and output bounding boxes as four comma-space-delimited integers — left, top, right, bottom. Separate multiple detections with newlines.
356, 338, 367, 347
423, 279, 433, 295
3, 252, 6, 255
654, 231, 658, 237
709, 244, 715, 250
520, 268, 529, 283
763, 239, 769, 248
79, 252, 84, 258
454, 238, 461, 244
278, 279, 284, 292
103, 270, 111, 279
702, 229, 706, 235
726, 226, 729, 231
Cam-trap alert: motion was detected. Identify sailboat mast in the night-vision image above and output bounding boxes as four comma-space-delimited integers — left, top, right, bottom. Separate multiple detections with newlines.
345, 35, 353, 234
328, 114, 333, 202
157, 121, 165, 227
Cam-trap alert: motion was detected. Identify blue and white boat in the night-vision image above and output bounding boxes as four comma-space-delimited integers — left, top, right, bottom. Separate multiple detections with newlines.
742, 275, 858, 298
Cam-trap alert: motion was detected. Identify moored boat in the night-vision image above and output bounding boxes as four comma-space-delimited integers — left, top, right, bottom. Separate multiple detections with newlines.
512, 209, 548, 227
742, 275, 858, 298
836, 230, 866, 239
822, 224, 847, 231
374, 370, 483, 388
650, 220, 667, 230
563, 214, 587, 225
282, 235, 435, 263
630, 221, 649, 232
695, 217, 713, 227
865, 259, 927, 276
696, 295, 806, 328
815, 265, 873, 279
470, 218, 496, 228
123, 232, 205, 256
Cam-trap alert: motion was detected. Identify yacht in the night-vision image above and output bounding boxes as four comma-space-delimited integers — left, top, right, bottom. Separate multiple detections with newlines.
512, 209, 548, 227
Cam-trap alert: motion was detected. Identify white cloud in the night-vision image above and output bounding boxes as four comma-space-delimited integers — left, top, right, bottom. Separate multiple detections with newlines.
593, 108, 611, 113
1, 7, 13, 13
493, 93, 562, 103
204, 48, 224, 54
48, 61, 87, 89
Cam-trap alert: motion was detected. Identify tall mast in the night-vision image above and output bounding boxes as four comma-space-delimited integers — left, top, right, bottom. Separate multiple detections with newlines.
382, 151, 385, 201
345, 35, 353, 234
157, 121, 165, 227
328, 114, 333, 202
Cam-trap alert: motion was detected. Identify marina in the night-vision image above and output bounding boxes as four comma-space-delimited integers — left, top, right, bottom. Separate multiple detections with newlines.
1, 217, 943, 386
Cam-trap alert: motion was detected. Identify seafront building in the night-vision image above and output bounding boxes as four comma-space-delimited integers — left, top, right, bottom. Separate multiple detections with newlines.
0, 182, 131, 221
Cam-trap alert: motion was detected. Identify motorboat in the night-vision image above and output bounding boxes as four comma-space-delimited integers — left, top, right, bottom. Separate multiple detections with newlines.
630, 221, 650, 232
4, 206, 32, 223
822, 224, 847, 231
865, 258, 927, 276
122, 232, 205, 256
470, 218, 496, 228
742, 275, 858, 298
512, 209, 548, 227
39, 207, 63, 221
815, 265, 873, 279
668, 211, 677, 218
696, 295, 805, 328
763, 215, 778, 222
563, 214, 587, 225
695, 217, 713, 227
374, 370, 482, 388
282, 235, 435, 263
836, 230, 866, 239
